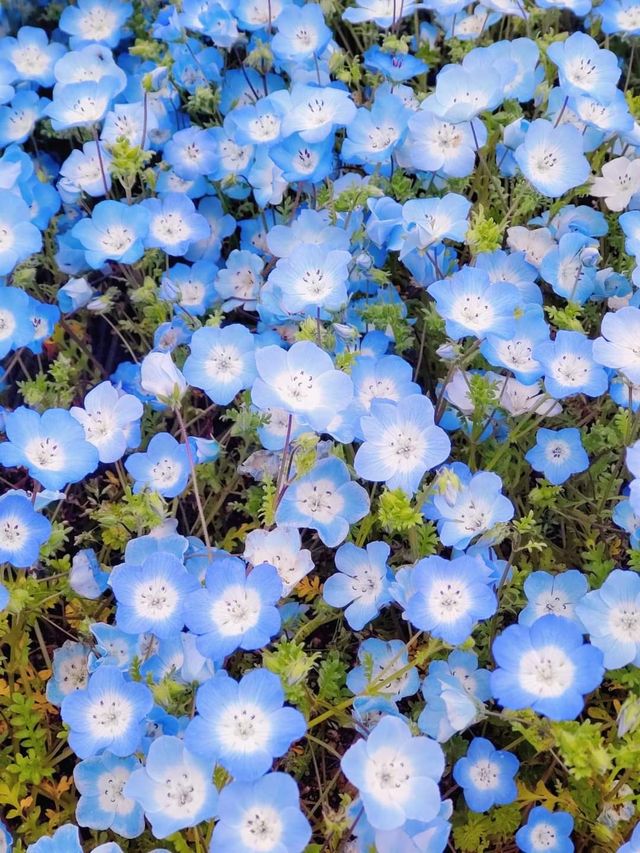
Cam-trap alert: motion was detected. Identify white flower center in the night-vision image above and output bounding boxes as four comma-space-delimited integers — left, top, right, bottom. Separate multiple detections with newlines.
518, 644, 575, 698
88, 692, 133, 737
240, 805, 283, 852
212, 584, 262, 635
468, 759, 499, 790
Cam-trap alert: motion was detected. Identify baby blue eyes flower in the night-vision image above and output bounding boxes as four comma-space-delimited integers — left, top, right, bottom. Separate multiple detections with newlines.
514, 119, 590, 198
124, 432, 191, 497
0, 493, 51, 568
184, 667, 306, 780
124, 735, 218, 839
404, 554, 497, 644
26, 824, 83, 853
211, 771, 311, 853
355, 395, 451, 495
276, 456, 370, 547
271, 4, 331, 63
419, 650, 491, 742
0, 192, 43, 275
323, 541, 392, 630
341, 715, 445, 831
267, 245, 351, 314
185, 556, 282, 660
71, 200, 150, 268
184, 323, 257, 405
59, 0, 133, 49
576, 569, 640, 669
491, 615, 604, 721
61, 665, 153, 759
515, 806, 574, 853
593, 306, 640, 384
547, 32, 620, 104
525, 428, 589, 485
534, 330, 609, 400
453, 737, 519, 812
0, 406, 99, 491
74, 752, 144, 838
110, 552, 199, 638
140, 193, 210, 257
519, 570, 588, 627
70, 380, 142, 464
347, 638, 420, 708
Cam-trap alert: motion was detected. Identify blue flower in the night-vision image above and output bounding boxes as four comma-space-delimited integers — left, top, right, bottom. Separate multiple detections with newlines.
427, 470, 514, 549
491, 615, 603, 720
124, 735, 218, 838
404, 554, 497, 645
69, 548, 109, 599
593, 306, 640, 384
253, 341, 353, 432
347, 638, 420, 709
323, 541, 392, 630
576, 569, 640, 669
185, 556, 282, 660
70, 381, 142, 464
428, 267, 520, 341
515, 806, 574, 853
243, 526, 313, 593
125, 432, 191, 498
184, 324, 257, 405
271, 4, 331, 63
481, 306, 549, 384
547, 32, 620, 103
276, 456, 370, 547
341, 715, 444, 831
355, 395, 451, 495
210, 771, 311, 853
525, 428, 589, 485
59, 0, 133, 49
519, 571, 588, 627
267, 244, 351, 314
618, 822, 640, 852
342, 94, 410, 166
514, 119, 590, 198
534, 330, 609, 399
419, 650, 491, 742
453, 737, 519, 812
0, 287, 33, 357
364, 46, 428, 82
110, 552, 199, 638
0, 492, 51, 568
45, 640, 90, 706
0, 192, 42, 275
71, 200, 149, 268
74, 752, 144, 838
45, 78, 120, 131
184, 667, 306, 780
428, 63, 502, 122
539, 232, 598, 303
0, 405, 101, 489
141, 193, 210, 257
61, 665, 153, 758
281, 83, 356, 142
26, 824, 82, 853
0, 26, 65, 87
404, 111, 486, 179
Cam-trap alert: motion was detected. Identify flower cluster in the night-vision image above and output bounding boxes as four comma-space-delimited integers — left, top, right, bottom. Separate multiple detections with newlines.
1, 0, 640, 850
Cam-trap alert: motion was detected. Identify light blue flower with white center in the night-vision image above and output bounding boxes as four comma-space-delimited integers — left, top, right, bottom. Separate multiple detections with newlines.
428, 267, 520, 341
514, 119, 590, 198
427, 63, 503, 122
211, 771, 311, 853
45, 78, 120, 131
534, 330, 609, 400
276, 456, 370, 547
89, 623, 139, 671
0, 492, 51, 569
475, 248, 541, 303
342, 94, 410, 166
323, 541, 392, 630
269, 133, 335, 184
59, 141, 113, 197
515, 806, 574, 853
519, 571, 588, 628
163, 126, 218, 180
110, 552, 199, 638
26, 824, 82, 853
46, 640, 90, 706
61, 665, 153, 758
227, 93, 286, 145
341, 715, 445, 831
343, 0, 420, 25
252, 341, 353, 432
271, 3, 331, 63
355, 395, 450, 496
0, 26, 65, 87
0, 91, 48, 147
491, 615, 603, 720
525, 428, 589, 485
141, 193, 210, 257
576, 569, 640, 669
185, 556, 282, 661
124, 432, 191, 498
347, 638, 420, 708
351, 354, 421, 428
214, 249, 263, 312
70, 381, 142, 464
540, 232, 598, 304
267, 209, 350, 257
69, 548, 109, 599
140, 351, 188, 404
401, 193, 471, 257
548, 32, 620, 103
57, 277, 94, 313
593, 306, 640, 384
404, 554, 497, 645
184, 323, 257, 405
71, 200, 150, 268
124, 735, 218, 839
419, 650, 491, 742
0, 286, 32, 357
0, 192, 42, 275
364, 46, 428, 82
0, 406, 99, 491
243, 526, 313, 593
185, 668, 306, 780
402, 111, 486, 179
481, 306, 550, 385
74, 752, 144, 838
427, 470, 514, 550
281, 83, 356, 142
58, 0, 132, 48
159, 261, 217, 316
453, 737, 519, 812
268, 244, 351, 315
